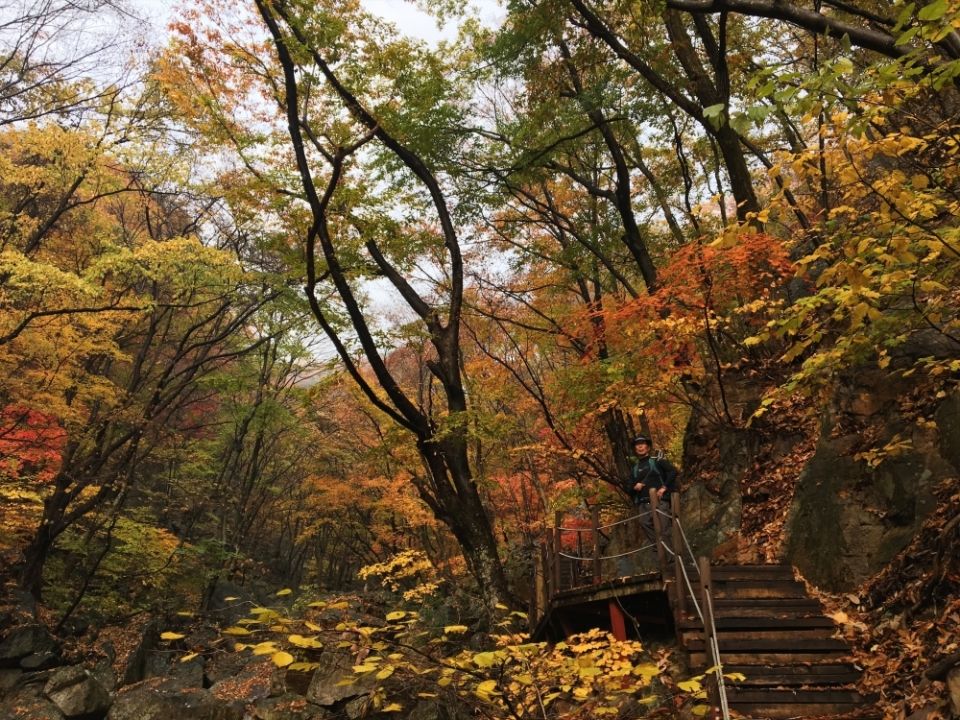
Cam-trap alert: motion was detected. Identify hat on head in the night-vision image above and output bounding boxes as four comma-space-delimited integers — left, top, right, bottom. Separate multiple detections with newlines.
632, 434, 653, 447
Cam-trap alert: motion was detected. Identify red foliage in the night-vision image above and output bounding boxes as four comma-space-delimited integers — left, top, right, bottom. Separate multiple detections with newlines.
0, 405, 66, 482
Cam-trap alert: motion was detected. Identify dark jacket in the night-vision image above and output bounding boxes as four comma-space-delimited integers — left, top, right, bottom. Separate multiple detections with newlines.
625, 455, 679, 505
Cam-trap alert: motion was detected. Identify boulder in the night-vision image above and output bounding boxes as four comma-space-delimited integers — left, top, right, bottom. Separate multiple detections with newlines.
405, 698, 471, 720
0, 624, 59, 668
306, 651, 376, 707
44, 665, 111, 719
251, 694, 332, 720
947, 666, 960, 719
785, 431, 938, 590
209, 657, 278, 704
936, 390, 960, 472
21, 651, 60, 671
0, 667, 22, 693
107, 676, 244, 720
0, 685, 66, 720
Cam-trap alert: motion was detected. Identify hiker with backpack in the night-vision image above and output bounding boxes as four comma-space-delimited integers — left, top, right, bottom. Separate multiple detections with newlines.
625, 434, 679, 562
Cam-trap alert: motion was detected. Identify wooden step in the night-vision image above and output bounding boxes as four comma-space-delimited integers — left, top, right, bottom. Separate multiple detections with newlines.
726, 688, 874, 719
711, 598, 823, 614
682, 627, 838, 644
728, 688, 869, 703
721, 663, 862, 687
689, 649, 851, 666
687, 638, 850, 653
710, 565, 796, 580
712, 579, 808, 599
678, 616, 836, 631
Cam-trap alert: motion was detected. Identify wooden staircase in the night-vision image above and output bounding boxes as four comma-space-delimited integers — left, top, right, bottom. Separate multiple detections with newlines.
531, 500, 877, 719
673, 563, 875, 719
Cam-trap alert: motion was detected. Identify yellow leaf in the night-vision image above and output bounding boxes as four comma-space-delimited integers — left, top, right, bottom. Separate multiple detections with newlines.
472, 651, 497, 668
271, 651, 294, 668
289, 662, 321, 672
443, 625, 469, 634
474, 679, 499, 699
828, 611, 850, 624
304, 621, 322, 632
180, 653, 198, 662
353, 663, 379, 673
222, 627, 253, 636
308, 601, 326, 608
288, 634, 323, 649
678, 679, 702, 693
382, 703, 403, 712
376, 665, 395, 680
276, 588, 293, 597
160, 631, 185, 641
693, 704, 711, 716
386, 611, 407, 621
633, 663, 660, 679
224, 596, 239, 602
252, 642, 278, 656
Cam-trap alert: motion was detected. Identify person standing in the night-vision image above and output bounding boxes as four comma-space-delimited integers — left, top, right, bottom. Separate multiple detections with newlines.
625, 435, 679, 562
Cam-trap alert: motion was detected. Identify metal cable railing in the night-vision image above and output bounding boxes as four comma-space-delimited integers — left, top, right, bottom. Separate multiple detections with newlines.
558, 542, 655, 562
670, 515, 730, 720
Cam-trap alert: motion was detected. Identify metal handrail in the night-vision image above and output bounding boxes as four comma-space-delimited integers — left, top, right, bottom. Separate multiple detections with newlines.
556, 508, 653, 533
674, 514, 703, 580
557, 542, 656, 562
704, 587, 730, 720
666, 517, 730, 720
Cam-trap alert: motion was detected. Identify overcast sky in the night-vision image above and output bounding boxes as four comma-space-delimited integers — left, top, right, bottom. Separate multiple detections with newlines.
132, 0, 498, 46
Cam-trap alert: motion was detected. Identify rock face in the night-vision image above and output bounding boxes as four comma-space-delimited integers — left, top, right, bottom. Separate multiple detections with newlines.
679, 376, 764, 556
251, 693, 333, 720
679, 362, 959, 588
306, 651, 376, 708
946, 666, 960, 718
0, 624, 59, 669
44, 665, 111, 718
107, 676, 245, 720
1, 685, 66, 720
784, 382, 958, 591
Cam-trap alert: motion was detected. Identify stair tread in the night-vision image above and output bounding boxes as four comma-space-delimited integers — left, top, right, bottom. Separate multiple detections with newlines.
687, 638, 850, 651
678, 616, 836, 630
728, 688, 869, 703
722, 663, 861, 674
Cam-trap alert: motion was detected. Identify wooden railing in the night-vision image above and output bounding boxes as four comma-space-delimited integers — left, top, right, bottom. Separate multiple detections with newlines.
531, 488, 676, 622
531, 489, 729, 719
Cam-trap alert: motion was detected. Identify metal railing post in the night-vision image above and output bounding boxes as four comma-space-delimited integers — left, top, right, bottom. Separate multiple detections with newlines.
650, 488, 668, 577
672, 494, 685, 614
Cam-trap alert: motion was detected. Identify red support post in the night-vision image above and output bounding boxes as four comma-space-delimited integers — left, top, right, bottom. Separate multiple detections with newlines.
608, 600, 627, 640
